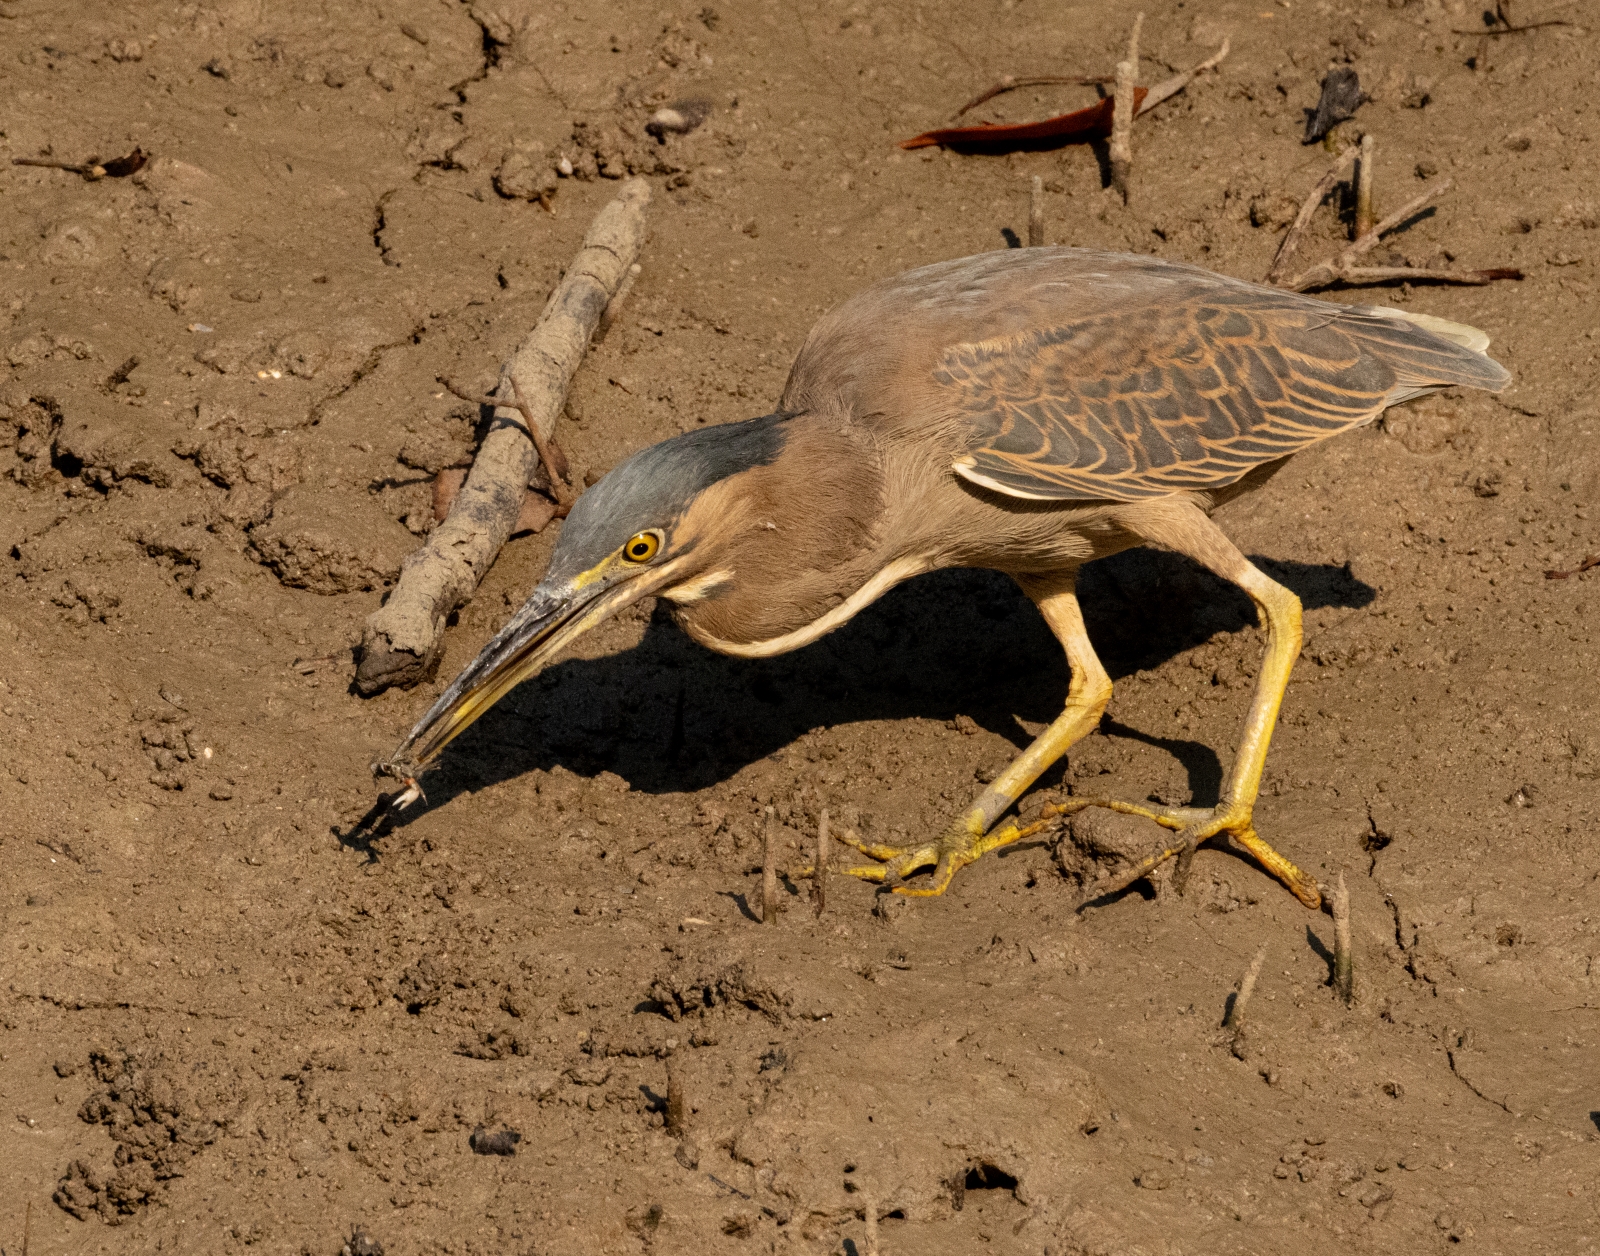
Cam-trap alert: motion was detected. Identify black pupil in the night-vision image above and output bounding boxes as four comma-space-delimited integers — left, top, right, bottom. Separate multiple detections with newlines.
631, 541, 649, 557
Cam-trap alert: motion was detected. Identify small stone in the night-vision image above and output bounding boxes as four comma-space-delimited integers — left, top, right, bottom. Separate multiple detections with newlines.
209, 784, 234, 801
645, 99, 711, 137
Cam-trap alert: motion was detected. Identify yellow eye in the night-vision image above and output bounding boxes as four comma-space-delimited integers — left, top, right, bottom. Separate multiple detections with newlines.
622, 531, 660, 563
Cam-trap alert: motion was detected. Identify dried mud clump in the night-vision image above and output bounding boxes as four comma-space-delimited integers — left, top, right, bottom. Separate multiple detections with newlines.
1, 389, 63, 487
247, 486, 408, 595
172, 420, 302, 528
54, 1046, 223, 1223
133, 698, 205, 791
649, 960, 796, 1023
493, 148, 559, 206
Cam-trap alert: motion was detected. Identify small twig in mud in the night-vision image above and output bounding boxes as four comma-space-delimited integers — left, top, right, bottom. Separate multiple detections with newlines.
439, 376, 573, 508
1267, 150, 1523, 292
1266, 147, 1355, 286
762, 806, 779, 925
1354, 133, 1377, 240
24, 1199, 32, 1256
1545, 553, 1600, 580
1136, 38, 1229, 115
594, 261, 642, 344
1028, 176, 1045, 247
813, 808, 831, 918
1223, 942, 1268, 1037
862, 1190, 881, 1256
11, 147, 146, 180
956, 73, 1110, 117
1108, 12, 1143, 204
1331, 871, 1354, 1005
665, 1065, 688, 1136
1453, 0, 1570, 37
509, 374, 575, 507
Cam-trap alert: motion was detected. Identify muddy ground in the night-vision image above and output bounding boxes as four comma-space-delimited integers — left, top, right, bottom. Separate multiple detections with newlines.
2, 0, 1598, 1252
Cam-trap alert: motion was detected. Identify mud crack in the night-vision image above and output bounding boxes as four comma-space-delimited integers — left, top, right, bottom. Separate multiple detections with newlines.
1444, 1032, 1514, 1114
307, 321, 426, 426
371, 188, 399, 267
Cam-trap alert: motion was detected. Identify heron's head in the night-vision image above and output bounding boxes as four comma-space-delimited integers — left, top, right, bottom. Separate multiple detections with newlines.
376, 411, 796, 785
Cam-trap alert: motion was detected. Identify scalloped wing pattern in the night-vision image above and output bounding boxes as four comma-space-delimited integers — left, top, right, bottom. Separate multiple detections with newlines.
941, 291, 1508, 502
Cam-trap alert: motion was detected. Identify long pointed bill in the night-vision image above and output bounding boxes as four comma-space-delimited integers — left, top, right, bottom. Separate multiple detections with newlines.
372, 556, 686, 800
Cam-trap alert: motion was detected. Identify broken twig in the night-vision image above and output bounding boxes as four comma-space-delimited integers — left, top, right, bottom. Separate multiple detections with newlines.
813, 809, 830, 918
355, 178, 650, 695
1331, 871, 1353, 1005
1545, 553, 1600, 580
594, 261, 642, 343
863, 1190, 881, 1256
665, 1065, 688, 1136
438, 376, 573, 508
1108, 12, 1144, 203
957, 73, 1110, 117
1354, 133, 1377, 239
762, 807, 780, 924
1136, 38, 1230, 114
1028, 176, 1044, 247
1266, 147, 1356, 285
1267, 149, 1523, 292
11, 147, 147, 180
1224, 942, 1268, 1036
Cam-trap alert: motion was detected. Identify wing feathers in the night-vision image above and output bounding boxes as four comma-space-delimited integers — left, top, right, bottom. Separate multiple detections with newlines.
947, 287, 1509, 502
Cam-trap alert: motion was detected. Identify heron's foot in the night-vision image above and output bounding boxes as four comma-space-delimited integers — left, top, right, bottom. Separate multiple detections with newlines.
1059, 796, 1322, 910
837, 807, 1061, 897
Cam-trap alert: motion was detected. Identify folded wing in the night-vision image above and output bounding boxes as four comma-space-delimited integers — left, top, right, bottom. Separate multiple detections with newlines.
942, 288, 1510, 502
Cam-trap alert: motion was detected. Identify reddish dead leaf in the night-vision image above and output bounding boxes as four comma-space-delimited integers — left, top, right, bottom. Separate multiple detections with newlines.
899, 88, 1146, 153
432, 461, 567, 535
1544, 553, 1600, 581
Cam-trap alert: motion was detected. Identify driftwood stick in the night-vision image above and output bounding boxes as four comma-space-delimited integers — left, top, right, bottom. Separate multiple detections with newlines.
1136, 38, 1230, 115
1108, 12, 1144, 203
355, 178, 650, 696
1331, 871, 1353, 1005
1354, 133, 1376, 239
762, 807, 780, 924
863, 1190, 881, 1256
1028, 176, 1045, 247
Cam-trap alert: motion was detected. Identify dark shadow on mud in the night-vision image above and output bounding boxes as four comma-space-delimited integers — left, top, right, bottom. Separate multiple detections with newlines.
372, 548, 1374, 824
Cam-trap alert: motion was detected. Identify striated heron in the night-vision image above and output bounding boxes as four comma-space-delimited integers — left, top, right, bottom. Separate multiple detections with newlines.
373, 247, 1509, 908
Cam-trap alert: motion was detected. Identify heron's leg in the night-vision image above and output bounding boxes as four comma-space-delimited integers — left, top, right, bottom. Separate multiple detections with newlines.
840, 571, 1112, 896
1064, 503, 1321, 909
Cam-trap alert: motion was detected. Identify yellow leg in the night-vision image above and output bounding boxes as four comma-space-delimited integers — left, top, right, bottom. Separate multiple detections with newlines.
840, 571, 1112, 896
1064, 501, 1321, 910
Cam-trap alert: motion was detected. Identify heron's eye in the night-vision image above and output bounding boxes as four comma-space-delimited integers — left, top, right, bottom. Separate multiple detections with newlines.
622, 531, 660, 563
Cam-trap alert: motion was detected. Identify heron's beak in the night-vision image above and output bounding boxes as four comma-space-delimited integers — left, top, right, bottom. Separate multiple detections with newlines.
373, 553, 686, 796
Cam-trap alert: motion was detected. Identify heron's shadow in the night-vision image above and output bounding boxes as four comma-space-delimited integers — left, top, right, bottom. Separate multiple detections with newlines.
383, 548, 1373, 820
